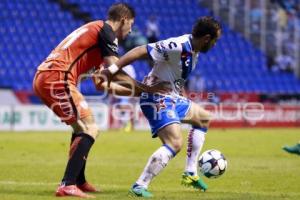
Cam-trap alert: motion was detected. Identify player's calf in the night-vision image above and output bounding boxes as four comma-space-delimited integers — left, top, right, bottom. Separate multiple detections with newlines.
157, 124, 184, 153
131, 125, 181, 197
183, 126, 208, 191
59, 117, 98, 190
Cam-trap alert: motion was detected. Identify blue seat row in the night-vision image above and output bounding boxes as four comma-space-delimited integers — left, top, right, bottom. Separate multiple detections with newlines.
0, 0, 299, 94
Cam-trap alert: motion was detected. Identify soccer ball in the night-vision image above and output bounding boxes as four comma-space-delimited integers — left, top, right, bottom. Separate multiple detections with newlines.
198, 149, 227, 178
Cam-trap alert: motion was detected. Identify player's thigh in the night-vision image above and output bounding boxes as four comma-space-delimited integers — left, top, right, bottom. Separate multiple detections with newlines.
157, 123, 183, 152
181, 101, 212, 128
33, 71, 77, 124
34, 72, 97, 133
68, 84, 93, 120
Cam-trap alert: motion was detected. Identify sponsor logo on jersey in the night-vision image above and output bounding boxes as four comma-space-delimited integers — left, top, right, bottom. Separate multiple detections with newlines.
155, 42, 169, 60
107, 43, 118, 53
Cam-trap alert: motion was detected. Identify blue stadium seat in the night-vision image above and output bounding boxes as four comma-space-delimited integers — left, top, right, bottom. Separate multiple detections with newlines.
0, 0, 299, 94
0, 0, 83, 91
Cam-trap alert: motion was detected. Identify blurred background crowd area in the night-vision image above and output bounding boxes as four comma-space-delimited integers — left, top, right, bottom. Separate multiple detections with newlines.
200, 0, 300, 76
0, 0, 300, 105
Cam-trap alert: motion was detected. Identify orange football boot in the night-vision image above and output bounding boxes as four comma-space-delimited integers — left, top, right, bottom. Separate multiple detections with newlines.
77, 182, 100, 193
55, 184, 95, 198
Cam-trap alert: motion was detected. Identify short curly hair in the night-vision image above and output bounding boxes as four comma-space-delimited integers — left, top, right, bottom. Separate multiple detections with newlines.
192, 16, 221, 39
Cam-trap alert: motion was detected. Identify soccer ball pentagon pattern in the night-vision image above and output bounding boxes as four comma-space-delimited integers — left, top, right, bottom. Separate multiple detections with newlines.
198, 149, 227, 178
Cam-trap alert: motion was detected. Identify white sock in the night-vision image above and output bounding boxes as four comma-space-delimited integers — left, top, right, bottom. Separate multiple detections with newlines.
135, 145, 175, 189
185, 128, 206, 176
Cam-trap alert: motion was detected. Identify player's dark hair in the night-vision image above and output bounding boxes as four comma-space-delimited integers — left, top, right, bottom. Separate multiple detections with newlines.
107, 3, 135, 21
192, 16, 221, 39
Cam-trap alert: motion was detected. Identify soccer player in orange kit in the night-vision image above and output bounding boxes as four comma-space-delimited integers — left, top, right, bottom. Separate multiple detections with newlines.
33, 3, 168, 198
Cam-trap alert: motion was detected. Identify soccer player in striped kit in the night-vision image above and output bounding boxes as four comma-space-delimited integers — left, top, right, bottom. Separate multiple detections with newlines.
102, 16, 222, 197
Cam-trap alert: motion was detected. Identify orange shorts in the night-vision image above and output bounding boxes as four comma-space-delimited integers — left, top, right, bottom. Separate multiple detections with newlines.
33, 70, 92, 125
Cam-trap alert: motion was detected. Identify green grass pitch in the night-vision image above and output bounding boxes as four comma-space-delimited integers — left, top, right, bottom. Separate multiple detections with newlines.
0, 128, 300, 200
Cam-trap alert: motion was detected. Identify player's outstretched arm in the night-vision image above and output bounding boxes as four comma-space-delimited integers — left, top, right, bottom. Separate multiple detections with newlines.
101, 45, 148, 84
94, 69, 170, 96
113, 45, 149, 70
93, 69, 139, 96
99, 45, 171, 94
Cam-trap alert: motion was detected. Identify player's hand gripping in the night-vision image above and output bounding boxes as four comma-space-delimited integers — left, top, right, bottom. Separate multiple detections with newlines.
98, 63, 172, 94
99, 63, 120, 87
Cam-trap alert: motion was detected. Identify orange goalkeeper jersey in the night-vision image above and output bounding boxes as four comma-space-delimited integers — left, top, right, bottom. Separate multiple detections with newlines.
37, 20, 118, 84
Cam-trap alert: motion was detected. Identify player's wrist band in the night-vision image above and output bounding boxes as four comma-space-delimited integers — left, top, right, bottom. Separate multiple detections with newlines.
108, 64, 119, 74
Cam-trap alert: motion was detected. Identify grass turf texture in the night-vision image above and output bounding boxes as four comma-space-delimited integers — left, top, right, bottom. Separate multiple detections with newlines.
0, 128, 299, 200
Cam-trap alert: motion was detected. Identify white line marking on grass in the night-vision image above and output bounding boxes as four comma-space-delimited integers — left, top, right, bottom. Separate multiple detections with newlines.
0, 181, 121, 188
0, 181, 58, 186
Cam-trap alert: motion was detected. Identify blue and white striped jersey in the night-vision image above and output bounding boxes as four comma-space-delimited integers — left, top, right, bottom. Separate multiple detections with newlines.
145, 34, 199, 96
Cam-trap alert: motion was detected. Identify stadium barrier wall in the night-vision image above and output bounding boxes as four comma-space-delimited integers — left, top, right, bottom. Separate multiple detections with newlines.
0, 104, 299, 131
110, 103, 300, 129
0, 104, 109, 131
207, 104, 300, 128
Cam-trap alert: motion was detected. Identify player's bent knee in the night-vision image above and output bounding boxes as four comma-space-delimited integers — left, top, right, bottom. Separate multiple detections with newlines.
200, 119, 211, 128
84, 123, 100, 139
71, 120, 99, 139
170, 138, 183, 153
199, 110, 212, 128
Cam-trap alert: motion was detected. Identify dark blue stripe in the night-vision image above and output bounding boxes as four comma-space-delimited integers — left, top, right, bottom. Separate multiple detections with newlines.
192, 126, 208, 133
163, 144, 177, 157
146, 44, 154, 60
188, 35, 194, 51
181, 42, 193, 79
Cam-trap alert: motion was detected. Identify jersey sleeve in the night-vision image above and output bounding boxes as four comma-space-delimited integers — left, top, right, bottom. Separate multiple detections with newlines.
98, 23, 119, 57
146, 38, 182, 62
